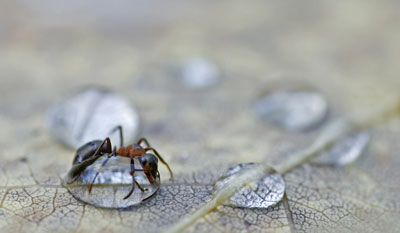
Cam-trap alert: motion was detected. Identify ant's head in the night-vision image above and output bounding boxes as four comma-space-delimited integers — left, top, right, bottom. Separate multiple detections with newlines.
139, 153, 158, 182
139, 153, 158, 170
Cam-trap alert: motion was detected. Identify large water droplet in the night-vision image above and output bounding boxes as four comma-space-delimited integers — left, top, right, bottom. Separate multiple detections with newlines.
65, 155, 159, 208
215, 163, 285, 208
47, 87, 140, 149
181, 57, 220, 89
254, 89, 328, 131
312, 132, 370, 166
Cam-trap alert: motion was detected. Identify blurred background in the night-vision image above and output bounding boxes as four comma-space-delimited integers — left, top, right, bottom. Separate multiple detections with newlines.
1, 0, 400, 178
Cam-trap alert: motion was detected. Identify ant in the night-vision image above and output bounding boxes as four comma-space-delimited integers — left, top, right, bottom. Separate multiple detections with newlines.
65, 126, 173, 200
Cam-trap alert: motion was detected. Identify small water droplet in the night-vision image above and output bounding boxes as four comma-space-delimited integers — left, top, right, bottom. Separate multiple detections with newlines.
65, 155, 159, 208
47, 87, 140, 149
312, 132, 370, 166
215, 163, 285, 208
181, 57, 220, 89
254, 89, 328, 131
19, 157, 28, 163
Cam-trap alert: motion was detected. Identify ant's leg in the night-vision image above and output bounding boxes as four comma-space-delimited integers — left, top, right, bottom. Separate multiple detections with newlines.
88, 152, 116, 194
91, 137, 112, 163
144, 147, 173, 180
123, 157, 147, 200
93, 137, 112, 159
124, 180, 146, 200
66, 138, 111, 185
137, 137, 150, 148
109, 125, 123, 147
87, 137, 114, 193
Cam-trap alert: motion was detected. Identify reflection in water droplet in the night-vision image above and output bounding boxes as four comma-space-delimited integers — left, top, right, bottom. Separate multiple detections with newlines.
313, 132, 370, 166
181, 57, 220, 89
65, 156, 159, 208
215, 163, 285, 208
254, 89, 328, 131
47, 87, 140, 149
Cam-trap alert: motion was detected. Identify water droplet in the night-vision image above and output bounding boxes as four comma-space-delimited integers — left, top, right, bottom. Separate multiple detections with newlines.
312, 132, 370, 166
254, 89, 328, 131
181, 57, 220, 89
47, 87, 140, 149
65, 155, 159, 208
215, 163, 285, 208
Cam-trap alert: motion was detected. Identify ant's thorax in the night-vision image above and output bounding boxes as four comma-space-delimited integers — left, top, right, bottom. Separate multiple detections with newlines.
116, 144, 145, 157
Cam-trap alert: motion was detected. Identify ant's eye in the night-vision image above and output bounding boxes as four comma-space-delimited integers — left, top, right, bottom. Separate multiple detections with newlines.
140, 154, 158, 168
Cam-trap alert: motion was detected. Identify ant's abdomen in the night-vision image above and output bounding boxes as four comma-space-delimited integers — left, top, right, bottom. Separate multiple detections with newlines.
73, 140, 109, 164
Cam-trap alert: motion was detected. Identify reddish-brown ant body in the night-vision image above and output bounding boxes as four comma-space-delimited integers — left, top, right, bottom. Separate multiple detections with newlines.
65, 126, 173, 200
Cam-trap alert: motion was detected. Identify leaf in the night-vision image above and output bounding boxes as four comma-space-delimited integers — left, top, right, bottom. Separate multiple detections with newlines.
1, 117, 400, 233
2, 1, 400, 233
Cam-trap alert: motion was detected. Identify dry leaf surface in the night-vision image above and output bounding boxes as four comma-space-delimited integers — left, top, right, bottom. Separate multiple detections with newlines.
1, 1, 400, 232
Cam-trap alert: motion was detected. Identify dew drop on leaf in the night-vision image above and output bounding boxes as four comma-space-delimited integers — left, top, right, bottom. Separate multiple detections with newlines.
215, 163, 285, 208
47, 87, 140, 149
312, 132, 370, 166
65, 155, 160, 208
254, 89, 328, 131
181, 57, 220, 89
